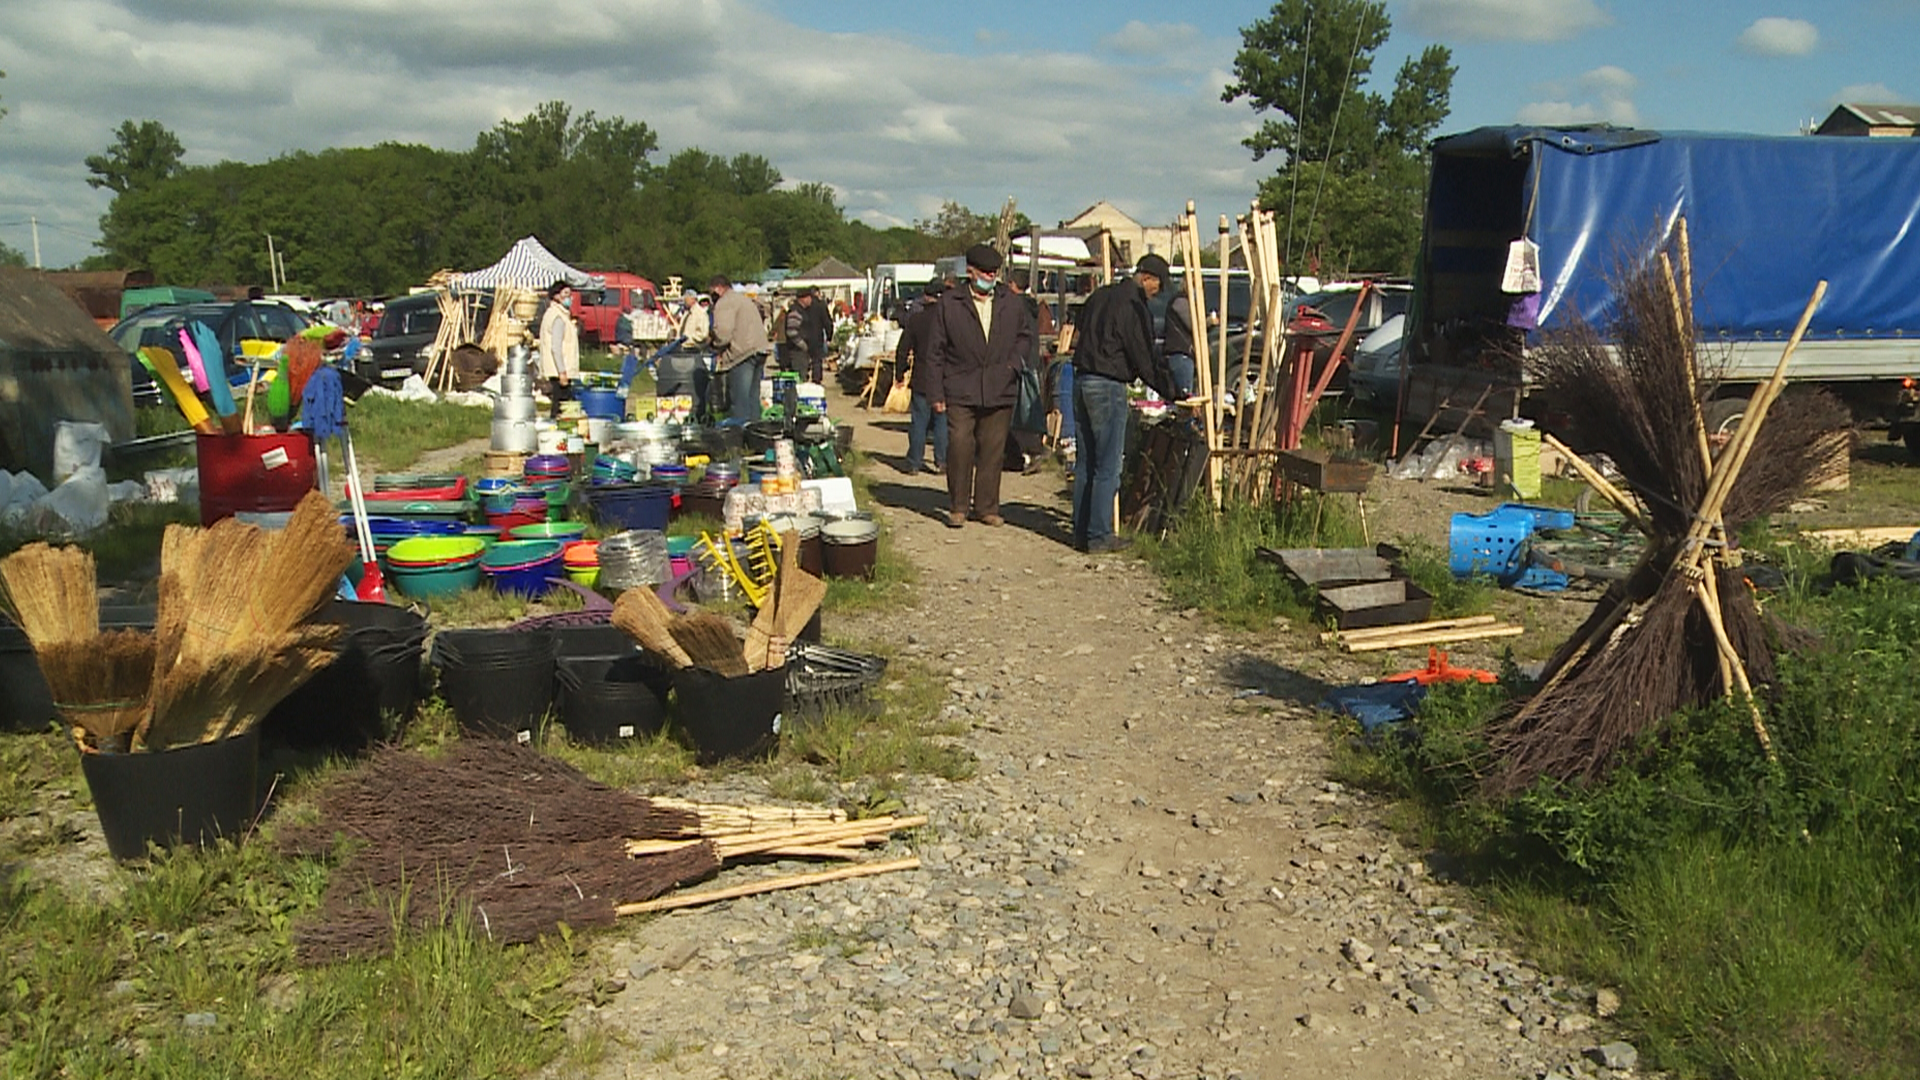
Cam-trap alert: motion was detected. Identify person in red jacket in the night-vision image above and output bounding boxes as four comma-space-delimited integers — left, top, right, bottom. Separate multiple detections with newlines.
925, 244, 1034, 528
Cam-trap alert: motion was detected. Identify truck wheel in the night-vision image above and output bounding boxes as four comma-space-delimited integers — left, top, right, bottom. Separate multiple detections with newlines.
1702, 398, 1745, 441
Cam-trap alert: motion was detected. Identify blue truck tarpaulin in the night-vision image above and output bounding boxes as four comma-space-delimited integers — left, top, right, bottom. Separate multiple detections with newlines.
1423, 125, 1920, 342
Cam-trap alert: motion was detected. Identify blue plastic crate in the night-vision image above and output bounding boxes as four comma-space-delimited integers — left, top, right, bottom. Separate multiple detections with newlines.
1496, 502, 1576, 532
1449, 508, 1534, 580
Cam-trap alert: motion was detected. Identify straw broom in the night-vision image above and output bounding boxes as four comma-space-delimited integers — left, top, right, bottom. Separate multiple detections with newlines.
44, 629, 154, 752
0, 543, 99, 646
670, 612, 750, 677
612, 586, 694, 667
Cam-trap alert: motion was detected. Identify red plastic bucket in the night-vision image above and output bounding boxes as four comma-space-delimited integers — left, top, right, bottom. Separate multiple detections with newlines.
196, 433, 317, 526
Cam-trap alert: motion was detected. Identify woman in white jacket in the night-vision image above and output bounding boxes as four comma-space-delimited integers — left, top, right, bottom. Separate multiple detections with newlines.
539, 281, 581, 418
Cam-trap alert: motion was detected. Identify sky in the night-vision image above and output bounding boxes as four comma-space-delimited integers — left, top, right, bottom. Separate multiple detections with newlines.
0, 0, 1913, 273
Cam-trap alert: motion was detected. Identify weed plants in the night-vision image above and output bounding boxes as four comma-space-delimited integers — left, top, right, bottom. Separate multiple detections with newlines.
345, 395, 491, 471
1338, 573, 1920, 1078
1144, 496, 1493, 628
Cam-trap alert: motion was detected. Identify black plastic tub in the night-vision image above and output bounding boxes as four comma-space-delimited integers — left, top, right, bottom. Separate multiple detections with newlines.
265, 601, 428, 752
432, 628, 556, 741
82, 728, 260, 860
0, 620, 54, 734
556, 655, 669, 745
671, 666, 785, 764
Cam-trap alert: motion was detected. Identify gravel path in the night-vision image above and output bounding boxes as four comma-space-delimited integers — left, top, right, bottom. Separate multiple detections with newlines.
561, 406, 1636, 1080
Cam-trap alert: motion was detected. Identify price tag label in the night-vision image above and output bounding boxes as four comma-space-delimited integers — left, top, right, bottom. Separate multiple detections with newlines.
260, 447, 290, 470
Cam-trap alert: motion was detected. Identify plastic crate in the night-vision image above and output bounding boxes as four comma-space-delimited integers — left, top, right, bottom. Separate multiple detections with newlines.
1449, 508, 1533, 580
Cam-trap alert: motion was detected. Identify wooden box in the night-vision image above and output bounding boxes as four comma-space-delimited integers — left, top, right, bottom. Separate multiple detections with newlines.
1316, 579, 1435, 631
1276, 448, 1375, 494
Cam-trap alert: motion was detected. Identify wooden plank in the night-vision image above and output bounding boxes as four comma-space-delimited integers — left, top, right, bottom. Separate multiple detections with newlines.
615, 857, 923, 916
1801, 526, 1920, 548
1321, 614, 1497, 645
1341, 624, 1524, 653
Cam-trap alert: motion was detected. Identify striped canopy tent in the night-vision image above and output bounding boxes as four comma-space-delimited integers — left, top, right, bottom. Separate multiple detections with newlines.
454, 236, 599, 290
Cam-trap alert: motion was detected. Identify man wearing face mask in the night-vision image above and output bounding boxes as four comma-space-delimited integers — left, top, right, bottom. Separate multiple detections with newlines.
1071, 254, 1176, 553
924, 243, 1034, 529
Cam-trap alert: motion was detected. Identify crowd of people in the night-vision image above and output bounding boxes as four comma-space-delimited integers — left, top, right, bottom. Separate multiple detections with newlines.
894, 244, 1175, 554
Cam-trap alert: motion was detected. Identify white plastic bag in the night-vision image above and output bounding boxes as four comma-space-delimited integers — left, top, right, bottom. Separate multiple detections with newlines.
53, 421, 109, 483
34, 466, 110, 535
1500, 238, 1541, 294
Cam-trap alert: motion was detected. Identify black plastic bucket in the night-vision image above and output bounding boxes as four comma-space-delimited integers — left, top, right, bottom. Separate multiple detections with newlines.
672, 666, 785, 764
265, 601, 427, 751
556, 655, 670, 745
432, 628, 556, 741
551, 623, 639, 659
0, 620, 54, 733
82, 728, 260, 860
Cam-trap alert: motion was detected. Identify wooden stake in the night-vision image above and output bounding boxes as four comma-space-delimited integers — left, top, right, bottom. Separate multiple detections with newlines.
1342, 624, 1524, 652
1321, 614, 1498, 645
615, 857, 922, 916
1539, 432, 1653, 535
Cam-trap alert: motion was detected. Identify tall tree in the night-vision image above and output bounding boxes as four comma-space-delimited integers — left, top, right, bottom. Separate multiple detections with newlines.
1223, 0, 1453, 274
84, 120, 185, 195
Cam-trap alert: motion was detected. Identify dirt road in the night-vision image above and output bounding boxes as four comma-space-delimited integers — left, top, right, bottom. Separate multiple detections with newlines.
565, 403, 1624, 1080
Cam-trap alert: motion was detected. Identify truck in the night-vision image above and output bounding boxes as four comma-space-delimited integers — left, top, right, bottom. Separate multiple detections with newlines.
566, 270, 661, 346
1406, 125, 1920, 452
871, 263, 937, 321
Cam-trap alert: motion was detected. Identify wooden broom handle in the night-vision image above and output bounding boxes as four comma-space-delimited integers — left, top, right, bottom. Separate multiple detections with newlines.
615, 857, 921, 916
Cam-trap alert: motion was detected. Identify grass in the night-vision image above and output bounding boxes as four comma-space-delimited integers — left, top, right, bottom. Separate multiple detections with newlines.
1141, 494, 1495, 629
345, 395, 492, 472
414, 583, 585, 629
1333, 566, 1920, 1079
0, 728, 587, 1080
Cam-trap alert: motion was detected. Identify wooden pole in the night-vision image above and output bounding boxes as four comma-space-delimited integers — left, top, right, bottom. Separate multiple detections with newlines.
1342, 624, 1524, 653
615, 858, 922, 916
1539, 432, 1653, 535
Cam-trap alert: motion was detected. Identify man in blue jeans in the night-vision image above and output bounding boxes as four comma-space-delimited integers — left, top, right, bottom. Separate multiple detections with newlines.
707, 275, 771, 423
1071, 255, 1175, 553
896, 282, 947, 473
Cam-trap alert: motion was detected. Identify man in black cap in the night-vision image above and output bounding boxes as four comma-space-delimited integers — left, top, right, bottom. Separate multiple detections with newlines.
1070, 253, 1176, 553
925, 243, 1034, 528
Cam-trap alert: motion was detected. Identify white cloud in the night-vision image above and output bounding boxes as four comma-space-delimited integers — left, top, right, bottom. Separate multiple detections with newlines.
1405, 0, 1611, 43
1517, 65, 1640, 126
1101, 21, 1201, 57
0, 0, 1256, 269
1835, 82, 1902, 104
1738, 17, 1819, 57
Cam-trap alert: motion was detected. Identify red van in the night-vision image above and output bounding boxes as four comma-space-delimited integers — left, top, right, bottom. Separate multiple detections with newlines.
569, 271, 660, 346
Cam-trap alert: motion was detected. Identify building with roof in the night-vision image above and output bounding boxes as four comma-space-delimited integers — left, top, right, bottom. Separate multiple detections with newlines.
1058, 201, 1175, 265
1815, 103, 1920, 137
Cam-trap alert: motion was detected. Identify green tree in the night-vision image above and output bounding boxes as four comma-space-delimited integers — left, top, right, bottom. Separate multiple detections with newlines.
0, 240, 26, 267
1223, 0, 1454, 274
85, 120, 186, 195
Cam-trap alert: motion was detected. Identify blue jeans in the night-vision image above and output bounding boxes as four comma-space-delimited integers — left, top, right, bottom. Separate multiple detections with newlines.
907, 390, 947, 471
1072, 371, 1130, 549
724, 354, 764, 423
1166, 353, 1195, 400
1053, 360, 1075, 445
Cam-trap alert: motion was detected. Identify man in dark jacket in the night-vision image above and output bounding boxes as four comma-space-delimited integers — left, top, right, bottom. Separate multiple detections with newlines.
926, 243, 1034, 528
1071, 254, 1175, 553
896, 282, 947, 474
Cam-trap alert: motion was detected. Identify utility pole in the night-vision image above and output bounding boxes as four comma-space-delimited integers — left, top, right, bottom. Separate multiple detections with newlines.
265, 233, 279, 291
29, 216, 40, 268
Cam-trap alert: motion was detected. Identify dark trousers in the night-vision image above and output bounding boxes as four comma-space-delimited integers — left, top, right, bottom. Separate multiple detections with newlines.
946, 405, 1012, 518
545, 377, 572, 419
907, 390, 947, 471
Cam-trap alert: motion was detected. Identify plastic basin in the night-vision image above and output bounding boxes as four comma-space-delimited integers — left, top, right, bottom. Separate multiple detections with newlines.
510, 521, 588, 543
387, 560, 483, 598
482, 539, 564, 598
385, 535, 488, 567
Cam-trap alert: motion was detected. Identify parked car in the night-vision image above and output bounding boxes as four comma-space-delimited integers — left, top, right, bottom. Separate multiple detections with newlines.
109, 300, 313, 407
1347, 314, 1407, 407
362, 291, 496, 387
568, 271, 661, 347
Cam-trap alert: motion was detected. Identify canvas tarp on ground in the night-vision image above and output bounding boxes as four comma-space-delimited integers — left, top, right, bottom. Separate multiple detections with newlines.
0, 268, 137, 481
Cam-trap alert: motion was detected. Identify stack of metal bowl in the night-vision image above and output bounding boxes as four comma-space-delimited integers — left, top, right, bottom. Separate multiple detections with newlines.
596, 529, 671, 592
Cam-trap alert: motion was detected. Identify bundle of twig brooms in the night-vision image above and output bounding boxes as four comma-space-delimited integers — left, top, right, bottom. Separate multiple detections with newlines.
1486, 220, 1847, 796
282, 740, 921, 962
